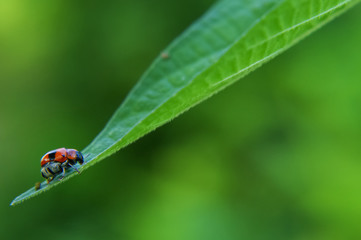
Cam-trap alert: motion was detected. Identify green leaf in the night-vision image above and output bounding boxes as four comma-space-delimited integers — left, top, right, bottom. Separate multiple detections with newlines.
11, 0, 360, 206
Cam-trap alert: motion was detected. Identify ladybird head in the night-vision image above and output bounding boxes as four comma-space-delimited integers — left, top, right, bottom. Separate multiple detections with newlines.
66, 149, 84, 165
75, 151, 84, 164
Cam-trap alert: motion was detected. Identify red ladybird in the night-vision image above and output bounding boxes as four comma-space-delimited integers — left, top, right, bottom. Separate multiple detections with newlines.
40, 148, 84, 183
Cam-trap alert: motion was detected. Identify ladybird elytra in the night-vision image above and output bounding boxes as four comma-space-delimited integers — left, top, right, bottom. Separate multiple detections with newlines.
40, 148, 67, 167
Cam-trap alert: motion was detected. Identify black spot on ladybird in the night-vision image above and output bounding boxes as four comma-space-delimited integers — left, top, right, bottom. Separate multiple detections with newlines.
48, 151, 56, 160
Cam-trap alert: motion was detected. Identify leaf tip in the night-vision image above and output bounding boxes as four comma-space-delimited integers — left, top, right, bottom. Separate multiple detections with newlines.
10, 198, 19, 207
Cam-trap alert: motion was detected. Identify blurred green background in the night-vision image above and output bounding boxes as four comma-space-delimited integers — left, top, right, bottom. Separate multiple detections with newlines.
2, 0, 361, 239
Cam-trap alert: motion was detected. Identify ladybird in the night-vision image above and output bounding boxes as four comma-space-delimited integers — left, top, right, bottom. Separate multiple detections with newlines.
40, 148, 84, 183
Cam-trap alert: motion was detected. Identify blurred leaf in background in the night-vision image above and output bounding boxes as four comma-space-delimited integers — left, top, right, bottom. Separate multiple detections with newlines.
1, 0, 361, 240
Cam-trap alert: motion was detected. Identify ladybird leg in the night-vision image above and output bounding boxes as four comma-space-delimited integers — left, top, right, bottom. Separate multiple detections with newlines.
58, 160, 69, 180
59, 166, 66, 180
60, 159, 81, 174
47, 176, 54, 184
68, 163, 81, 174
61, 160, 69, 168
